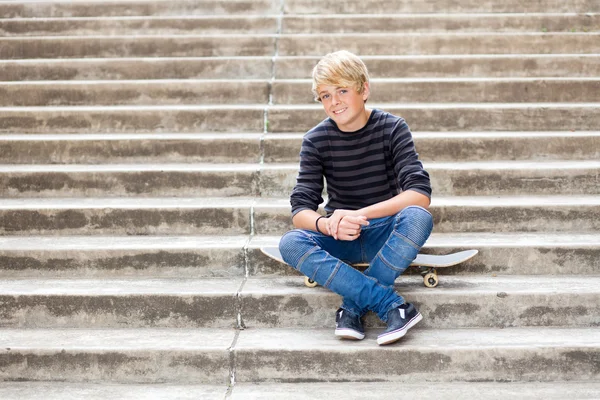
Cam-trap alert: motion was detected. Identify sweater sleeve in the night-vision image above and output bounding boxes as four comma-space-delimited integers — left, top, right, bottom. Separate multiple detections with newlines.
290, 136, 325, 217
390, 118, 432, 199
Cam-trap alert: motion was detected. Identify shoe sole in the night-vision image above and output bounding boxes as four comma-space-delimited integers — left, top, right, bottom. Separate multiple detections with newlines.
376, 312, 423, 346
335, 328, 365, 340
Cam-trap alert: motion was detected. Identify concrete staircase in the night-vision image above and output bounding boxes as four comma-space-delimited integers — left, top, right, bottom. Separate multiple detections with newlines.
1, 0, 599, 398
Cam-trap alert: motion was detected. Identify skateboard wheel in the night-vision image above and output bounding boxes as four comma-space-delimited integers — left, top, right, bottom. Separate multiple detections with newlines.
423, 272, 438, 288
304, 276, 318, 288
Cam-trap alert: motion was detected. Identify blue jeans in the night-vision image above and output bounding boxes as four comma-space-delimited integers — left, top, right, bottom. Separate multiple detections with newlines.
279, 206, 433, 321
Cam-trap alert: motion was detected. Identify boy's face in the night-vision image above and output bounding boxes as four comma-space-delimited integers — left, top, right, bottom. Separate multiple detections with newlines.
317, 82, 370, 132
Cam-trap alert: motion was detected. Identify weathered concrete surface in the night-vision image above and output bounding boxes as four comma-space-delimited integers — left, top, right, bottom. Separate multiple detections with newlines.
0, 278, 241, 328
275, 54, 600, 79
0, 80, 270, 106
246, 233, 600, 276
259, 161, 600, 197
263, 132, 600, 163
0, 0, 279, 18
0, 133, 263, 164
0, 197, 252, 236
238, 275, 600, 328
268, 103, 600, 132
0, 35, 276, 59
0, 383, 228, 400
0, 57, 273, 81
0, 235, 247, 278
252, 196, 600, 235
0, 105, 264, 133
234, 327, 600, 382
0, 16, 279, 36
0, 164, 261, 197
0, 328, 234, 383
273, 78, 600, 104
231, 382, 600, 399
278, 33, 600, 56
282, 14, 600, 33
284, 0, 600, 14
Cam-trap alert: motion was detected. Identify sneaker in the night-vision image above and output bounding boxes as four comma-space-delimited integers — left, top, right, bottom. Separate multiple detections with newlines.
377, 303, 422, 346
335, 308, 365, 340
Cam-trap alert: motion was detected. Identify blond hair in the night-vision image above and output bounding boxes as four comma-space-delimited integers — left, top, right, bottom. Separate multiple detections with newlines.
311, 50, 370, 102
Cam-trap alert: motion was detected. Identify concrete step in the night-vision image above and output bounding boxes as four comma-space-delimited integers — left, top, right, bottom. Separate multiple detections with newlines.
0, 16, 279, 36
0, 383, 228, 400
8, 78, 600, 107
238, 275, 600, 329
0, 80, 271, 107
248, 232, 600, 277
3, 55, 599, 82
274, 78, 600, 104
2, 13, 597, 37
0, 105, 265, 134
282, 13, 600, 33
277, 54, 600, 79
0, 232, 597, 278
0, 328, 234, 383
0, 133, 263, 164
0, 0, 279, 18
278, 33, 600, 56
264, 131, 600, 163
0, 277, 244, 328
253, 196, 600, 235
0, 35, 276, 59
229, 382, 600, 400
284, 0, 600, 14
1, 196, 598, 236
1, 161, 598, 198
0, 235, 249, 278
233, 327, 600, 382
0, 275, 598, 329
3, 131, 597, 165
268, 103, 600, 132
0, 197, 253, 236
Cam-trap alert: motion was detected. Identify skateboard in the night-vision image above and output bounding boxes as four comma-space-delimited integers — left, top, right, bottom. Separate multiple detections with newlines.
260, 246, 478, 288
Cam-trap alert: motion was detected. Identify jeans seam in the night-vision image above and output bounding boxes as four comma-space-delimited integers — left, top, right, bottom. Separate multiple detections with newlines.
296, 245, 319, 274
392, 230, 421, 250
325, 260, 342, 288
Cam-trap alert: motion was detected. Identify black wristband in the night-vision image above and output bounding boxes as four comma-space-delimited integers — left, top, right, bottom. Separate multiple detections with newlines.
315, 216, 325, 234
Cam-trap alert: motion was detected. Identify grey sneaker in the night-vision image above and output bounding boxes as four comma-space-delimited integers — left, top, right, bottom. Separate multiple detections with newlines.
335, 308, 365, 340
377, 303, 422, 345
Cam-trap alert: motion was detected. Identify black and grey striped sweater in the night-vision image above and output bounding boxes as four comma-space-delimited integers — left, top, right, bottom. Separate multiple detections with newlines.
290, 108, 432, 217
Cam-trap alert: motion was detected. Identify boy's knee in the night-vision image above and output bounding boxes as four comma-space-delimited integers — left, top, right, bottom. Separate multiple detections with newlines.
394, 206, 434, 247
279, 229, 312, 268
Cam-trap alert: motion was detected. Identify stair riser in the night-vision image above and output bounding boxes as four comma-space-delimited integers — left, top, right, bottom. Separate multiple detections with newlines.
284, 15, 600, 33
0, 36, 275, 59
274, 80, 600, 104
0, 0, 278, 18
254, 204, 600, 235
279, 34, 600, 56
246, 245, 600, 277
240, 290, 600, 329
0, 17, 279, 36
235, 346, 600, 383
0, 350, 230, 383
269, 106, 600, 132
0, 81, 271, 107
4, 57, 600, 81
1, 167, 597, 197
265, 134, 600, 163
1, 204, 598, 236
1, 137, 262, 164
285, 0, 600, 14
0, 108, 264, 134
0, 208, 251, 236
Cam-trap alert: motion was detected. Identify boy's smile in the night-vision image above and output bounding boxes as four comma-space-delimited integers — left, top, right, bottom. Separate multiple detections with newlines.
317, 83, 371, 132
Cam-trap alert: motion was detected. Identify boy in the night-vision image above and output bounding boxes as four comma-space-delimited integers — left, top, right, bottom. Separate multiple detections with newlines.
278, 50, 434, 346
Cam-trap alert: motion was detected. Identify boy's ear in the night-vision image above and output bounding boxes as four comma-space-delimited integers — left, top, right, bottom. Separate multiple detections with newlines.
362, 82, 370, 101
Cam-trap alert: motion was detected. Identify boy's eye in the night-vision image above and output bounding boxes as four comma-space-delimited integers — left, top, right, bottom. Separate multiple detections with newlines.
339, 89, 347, 94
322, 94, 330, 99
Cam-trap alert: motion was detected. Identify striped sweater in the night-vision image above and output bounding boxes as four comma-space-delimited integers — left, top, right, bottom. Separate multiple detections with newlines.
290, 108, 432, 217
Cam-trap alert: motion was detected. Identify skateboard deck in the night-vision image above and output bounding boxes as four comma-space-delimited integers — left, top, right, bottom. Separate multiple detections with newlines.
260, 246, 478, 288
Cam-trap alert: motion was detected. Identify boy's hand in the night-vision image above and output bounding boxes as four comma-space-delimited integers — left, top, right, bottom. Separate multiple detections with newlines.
327, 210, 369, 240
